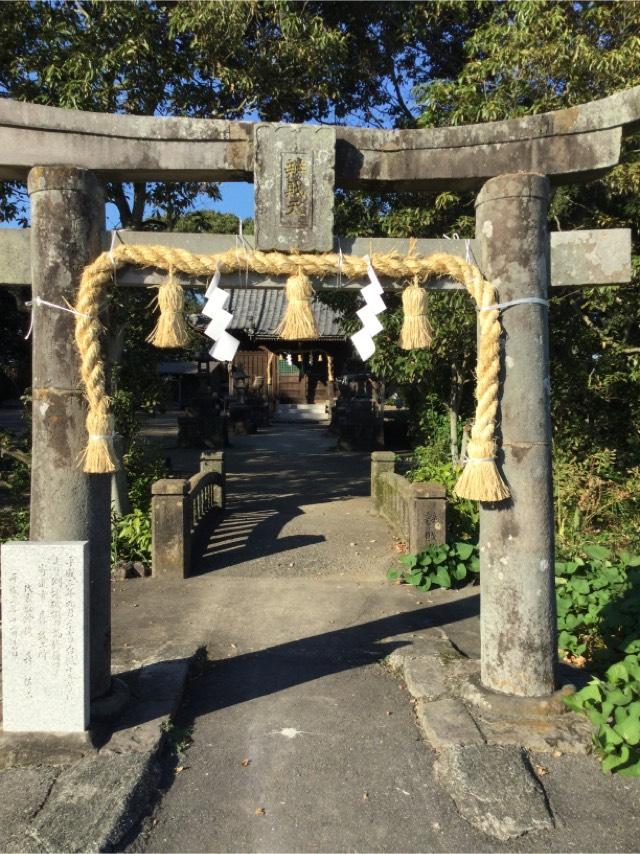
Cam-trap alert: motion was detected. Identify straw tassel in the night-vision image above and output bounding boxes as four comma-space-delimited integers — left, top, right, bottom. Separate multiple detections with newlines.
83, 405, 119, 473
453, 439, 510, 502
276, 271, 319, 340
147, 271, 189, 348
399, 277, 433, 349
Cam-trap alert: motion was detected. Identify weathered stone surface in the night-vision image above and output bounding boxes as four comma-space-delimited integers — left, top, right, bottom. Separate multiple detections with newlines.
384, 631, 454, 672
416, 698, 485, 749
151, 479, 190, 578
371, 460, 447, 552
2, 85, 639, 186
0, 228, 631, 290
434, 744, 553, 841
0, 766, 61, 853
0, 732, 94, 771
476, 173, 557, 697
28, 166, 112, 701
254, 123, 335, 251
476, 714, 593, 755
28, 753, 160, 853
403, 655, 452, 701
1, 541, 90, 733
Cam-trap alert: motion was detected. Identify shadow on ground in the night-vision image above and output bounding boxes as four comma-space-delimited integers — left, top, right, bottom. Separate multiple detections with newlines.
107, 592, 479, 735
191, 424, 374, 574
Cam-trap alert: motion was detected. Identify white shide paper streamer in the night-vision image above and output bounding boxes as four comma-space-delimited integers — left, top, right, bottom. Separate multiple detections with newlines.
202, 267, 240, 362
350, 256, 386, 361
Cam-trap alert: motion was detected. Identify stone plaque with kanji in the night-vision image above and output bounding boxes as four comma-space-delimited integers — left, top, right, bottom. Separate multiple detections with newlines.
1, 540, 89, 732
254, 124, 335, 252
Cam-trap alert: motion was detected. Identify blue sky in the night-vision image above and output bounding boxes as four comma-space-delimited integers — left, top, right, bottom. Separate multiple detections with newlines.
104, 182, 255, 229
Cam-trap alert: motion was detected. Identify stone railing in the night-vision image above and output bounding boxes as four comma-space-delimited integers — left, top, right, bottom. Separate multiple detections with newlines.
370, 451, 446, 554
151, 451, 225, 578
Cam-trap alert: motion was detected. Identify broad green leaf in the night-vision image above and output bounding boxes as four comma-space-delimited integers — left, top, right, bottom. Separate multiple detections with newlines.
584, 544, 612, 561
602, 746, 631, 772
453, 562, 467, 581
455, 542, 474, 560
606, 662, 631, 683
434, 566, 452, 588
614, 715, 640, 746
617, 761, 640, 776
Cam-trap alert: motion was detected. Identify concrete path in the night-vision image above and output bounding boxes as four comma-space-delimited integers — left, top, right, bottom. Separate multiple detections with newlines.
133, 424, 640, 853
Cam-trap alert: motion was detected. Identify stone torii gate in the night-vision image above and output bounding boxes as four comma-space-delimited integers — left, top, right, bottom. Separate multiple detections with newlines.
0, 86, 637, 711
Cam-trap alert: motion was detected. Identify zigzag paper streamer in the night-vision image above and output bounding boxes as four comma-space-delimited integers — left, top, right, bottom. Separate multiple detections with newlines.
202, 267, 240, 362
350, 256, 386, 361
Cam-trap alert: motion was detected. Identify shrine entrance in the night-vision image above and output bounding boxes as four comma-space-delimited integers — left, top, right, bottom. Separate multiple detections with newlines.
0, 85, 637, 711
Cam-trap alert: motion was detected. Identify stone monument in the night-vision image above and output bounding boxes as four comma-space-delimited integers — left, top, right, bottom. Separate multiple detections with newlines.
1, 541, 90, 733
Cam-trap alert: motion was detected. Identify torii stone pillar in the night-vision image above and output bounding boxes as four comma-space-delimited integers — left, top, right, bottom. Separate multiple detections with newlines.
28, 166, 112, 701
476, 173, 557, 697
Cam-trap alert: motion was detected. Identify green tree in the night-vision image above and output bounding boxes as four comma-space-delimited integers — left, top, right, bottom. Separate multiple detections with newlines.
358, 2, 640, 470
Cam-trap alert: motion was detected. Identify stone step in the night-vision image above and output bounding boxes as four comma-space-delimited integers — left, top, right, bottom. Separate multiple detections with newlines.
273, 403, 329, 423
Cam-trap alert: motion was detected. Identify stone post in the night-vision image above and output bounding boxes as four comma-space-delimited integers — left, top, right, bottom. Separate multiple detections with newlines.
475, 173, 556, 697
200, 450, 225, 510
410, 483, 447, 551
151, 479, 191, 578
27, 166, 112, 701
370, 451, 395, 509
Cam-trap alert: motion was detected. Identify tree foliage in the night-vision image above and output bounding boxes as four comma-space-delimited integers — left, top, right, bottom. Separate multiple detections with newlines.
344, 2, 640, 477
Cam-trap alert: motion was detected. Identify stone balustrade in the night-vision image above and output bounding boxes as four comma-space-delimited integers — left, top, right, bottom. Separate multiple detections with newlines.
151, 451, 225, 578
370, 451, 446, 554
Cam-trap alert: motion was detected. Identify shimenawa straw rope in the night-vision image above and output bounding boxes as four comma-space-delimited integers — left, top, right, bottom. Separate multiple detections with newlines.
73, 243, 508, 501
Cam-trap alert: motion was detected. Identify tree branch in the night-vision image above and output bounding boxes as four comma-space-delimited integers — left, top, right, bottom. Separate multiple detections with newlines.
131, 183, 147, 228
390, 67, 416, 125
109, 183, 133, 227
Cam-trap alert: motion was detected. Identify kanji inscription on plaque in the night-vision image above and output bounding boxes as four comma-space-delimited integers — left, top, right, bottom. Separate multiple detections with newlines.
254, 124, 335, 252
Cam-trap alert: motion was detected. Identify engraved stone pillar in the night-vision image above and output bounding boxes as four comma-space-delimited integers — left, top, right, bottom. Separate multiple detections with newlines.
254, 124, 335, 252
410, 483, 447, 552
27, 166, 112, 701
475, 173, 556, 697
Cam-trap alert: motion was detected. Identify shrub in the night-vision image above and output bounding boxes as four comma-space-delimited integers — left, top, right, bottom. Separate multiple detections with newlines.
111, 509, 152, 564
564, 656, 640, 776
556, 545, 640, 663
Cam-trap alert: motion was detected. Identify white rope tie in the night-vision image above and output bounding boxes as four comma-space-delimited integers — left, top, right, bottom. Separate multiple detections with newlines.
109, 229, 118, 271
478, 296, 549, 312
24, 296, 89, 339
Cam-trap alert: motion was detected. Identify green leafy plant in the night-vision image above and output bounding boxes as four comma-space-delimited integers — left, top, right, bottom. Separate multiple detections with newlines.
111, 509, 152, 564
564, 656, 640, 776
122, 443, 169, 514
556, 546, 640, 663
387, 541, 479, 590
0, 430, 31, 542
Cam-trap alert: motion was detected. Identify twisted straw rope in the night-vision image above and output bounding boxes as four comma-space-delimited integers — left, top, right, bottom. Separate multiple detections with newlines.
74, 244, 506, 497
